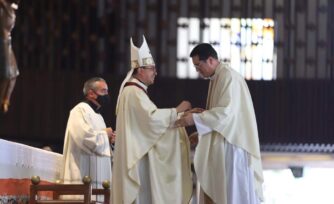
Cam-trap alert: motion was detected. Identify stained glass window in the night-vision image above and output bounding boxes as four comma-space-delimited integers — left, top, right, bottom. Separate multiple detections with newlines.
177, 18, 276, 80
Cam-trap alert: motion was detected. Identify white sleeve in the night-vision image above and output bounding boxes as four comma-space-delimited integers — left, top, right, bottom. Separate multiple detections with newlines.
193, 113, 213, 136
68, 105, 111, 156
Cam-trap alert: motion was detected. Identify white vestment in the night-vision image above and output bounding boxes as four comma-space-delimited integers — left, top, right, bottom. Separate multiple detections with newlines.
193, 63, 264, 204
61, 102, 112, 202
112, 78, 193, 204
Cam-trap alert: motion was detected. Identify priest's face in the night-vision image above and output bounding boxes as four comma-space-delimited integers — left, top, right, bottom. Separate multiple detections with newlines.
140, 65, 157, 85
89, 80, 109, 106
93, 81, 109, 96
192, 55, 215, 78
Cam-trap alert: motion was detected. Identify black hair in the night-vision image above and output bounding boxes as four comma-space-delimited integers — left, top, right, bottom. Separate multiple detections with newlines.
132, 68, 139, 76
189, 43, 218, 60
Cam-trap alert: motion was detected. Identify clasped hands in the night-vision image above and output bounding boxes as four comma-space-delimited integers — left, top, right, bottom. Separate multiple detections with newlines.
105, 127, 116, 144
175, 104, 205, 127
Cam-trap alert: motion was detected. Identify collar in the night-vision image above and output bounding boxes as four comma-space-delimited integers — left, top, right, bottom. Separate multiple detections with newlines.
83, 99, 101, 113
209, 61, 224, 80
130, 78, 148, 91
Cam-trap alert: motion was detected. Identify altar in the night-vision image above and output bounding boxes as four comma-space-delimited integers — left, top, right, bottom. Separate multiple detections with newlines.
0, 139, 63, 203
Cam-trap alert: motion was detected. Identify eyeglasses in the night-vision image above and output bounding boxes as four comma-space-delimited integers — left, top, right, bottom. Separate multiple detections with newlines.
141, 66, 156, 71
193, 60, 206, 69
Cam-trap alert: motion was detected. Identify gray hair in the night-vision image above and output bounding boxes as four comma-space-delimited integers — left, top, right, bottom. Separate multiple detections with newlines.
83, 77, 106, 96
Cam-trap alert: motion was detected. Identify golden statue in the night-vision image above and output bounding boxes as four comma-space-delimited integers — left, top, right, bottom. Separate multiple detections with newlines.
0, 0, 19, 113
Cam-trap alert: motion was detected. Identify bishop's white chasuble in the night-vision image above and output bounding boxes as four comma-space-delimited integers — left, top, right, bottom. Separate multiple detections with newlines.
112, 78, 193, 204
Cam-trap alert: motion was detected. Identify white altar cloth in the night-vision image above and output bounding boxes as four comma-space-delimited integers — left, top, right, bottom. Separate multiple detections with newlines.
0, 139, 62, 180
0, 139, 63, 203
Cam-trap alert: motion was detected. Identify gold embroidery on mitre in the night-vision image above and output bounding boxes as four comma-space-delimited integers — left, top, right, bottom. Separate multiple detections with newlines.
142, 57, 155, 66
131, 60, 140, 68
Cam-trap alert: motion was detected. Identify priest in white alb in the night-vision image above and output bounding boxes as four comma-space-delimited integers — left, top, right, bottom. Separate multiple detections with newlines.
61, 77, 115, 202
176, 43, 264, 204
112, 36, 193, 204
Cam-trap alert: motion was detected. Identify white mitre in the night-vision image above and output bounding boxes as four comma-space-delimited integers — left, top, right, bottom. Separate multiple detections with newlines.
116, 35, 155, 114
131, 36, 155, 68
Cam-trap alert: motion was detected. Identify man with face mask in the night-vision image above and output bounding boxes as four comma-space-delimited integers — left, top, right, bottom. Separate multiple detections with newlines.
61, 77, 114, 203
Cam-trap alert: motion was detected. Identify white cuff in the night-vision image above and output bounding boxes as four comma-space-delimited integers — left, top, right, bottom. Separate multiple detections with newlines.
169, 108, 178, 127
193, 113, 212, 136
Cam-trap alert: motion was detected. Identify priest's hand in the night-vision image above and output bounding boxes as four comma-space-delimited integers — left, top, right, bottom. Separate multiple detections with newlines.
176, 100, 192, 113
175, 111, 194, 127
187, 107, 206, 114
189, 132, 199, 146
105, 127, 116, 144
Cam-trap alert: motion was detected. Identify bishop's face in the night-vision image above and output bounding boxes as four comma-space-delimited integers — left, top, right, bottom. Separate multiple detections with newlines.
139, 65, 157, 85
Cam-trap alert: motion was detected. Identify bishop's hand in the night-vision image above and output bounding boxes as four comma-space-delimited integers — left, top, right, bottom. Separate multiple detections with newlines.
175, 111, 194, 127
176, 100, 192, 113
